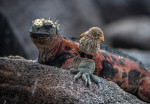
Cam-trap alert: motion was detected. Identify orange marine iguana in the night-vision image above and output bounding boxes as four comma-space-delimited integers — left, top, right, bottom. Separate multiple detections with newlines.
30, 18, 150, 103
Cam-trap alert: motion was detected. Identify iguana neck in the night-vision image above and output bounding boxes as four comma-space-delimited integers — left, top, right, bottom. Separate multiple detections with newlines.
38, 35, 62, 63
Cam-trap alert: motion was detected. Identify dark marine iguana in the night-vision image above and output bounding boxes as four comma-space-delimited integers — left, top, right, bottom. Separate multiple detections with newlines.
30, 18, 150, 103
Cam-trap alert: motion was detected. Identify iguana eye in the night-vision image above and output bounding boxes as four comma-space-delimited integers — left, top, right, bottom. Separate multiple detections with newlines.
44, 25, 52, 30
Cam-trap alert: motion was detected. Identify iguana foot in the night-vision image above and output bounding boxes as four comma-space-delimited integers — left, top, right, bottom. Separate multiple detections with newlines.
70, 59, 100, 87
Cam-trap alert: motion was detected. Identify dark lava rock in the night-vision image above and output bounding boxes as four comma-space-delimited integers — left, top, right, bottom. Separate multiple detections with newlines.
104, 16, 150, 50
94, 0, 150, 23
0, 13, 28, 58
0, 56, 148, 104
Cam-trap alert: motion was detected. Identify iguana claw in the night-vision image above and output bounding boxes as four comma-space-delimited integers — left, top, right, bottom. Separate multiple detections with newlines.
70, 59, 100, 87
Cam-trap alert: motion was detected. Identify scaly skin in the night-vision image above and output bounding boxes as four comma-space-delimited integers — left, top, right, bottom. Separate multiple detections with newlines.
30, 18, 150, 103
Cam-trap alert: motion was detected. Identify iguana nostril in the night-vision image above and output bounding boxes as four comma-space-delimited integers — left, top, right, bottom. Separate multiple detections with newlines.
37, 27, 40, 30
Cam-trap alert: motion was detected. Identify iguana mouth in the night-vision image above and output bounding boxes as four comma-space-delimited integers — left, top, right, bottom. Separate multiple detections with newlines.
30, 18, 60, 39
30, 32, 50, 39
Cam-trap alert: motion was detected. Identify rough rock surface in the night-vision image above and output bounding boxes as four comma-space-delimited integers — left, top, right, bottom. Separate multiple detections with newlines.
0, 0, 103, 59
0, 57, 148, 104
104, 17, 150, 50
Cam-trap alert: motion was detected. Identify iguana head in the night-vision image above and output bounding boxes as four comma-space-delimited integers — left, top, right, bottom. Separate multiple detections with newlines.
30, 18, 60, 49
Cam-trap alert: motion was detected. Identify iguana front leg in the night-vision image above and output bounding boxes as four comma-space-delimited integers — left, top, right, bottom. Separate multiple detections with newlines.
70, 59, 100, 87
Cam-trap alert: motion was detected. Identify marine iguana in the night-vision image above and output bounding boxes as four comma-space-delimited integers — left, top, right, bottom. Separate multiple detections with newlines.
30, 18, 150, 103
